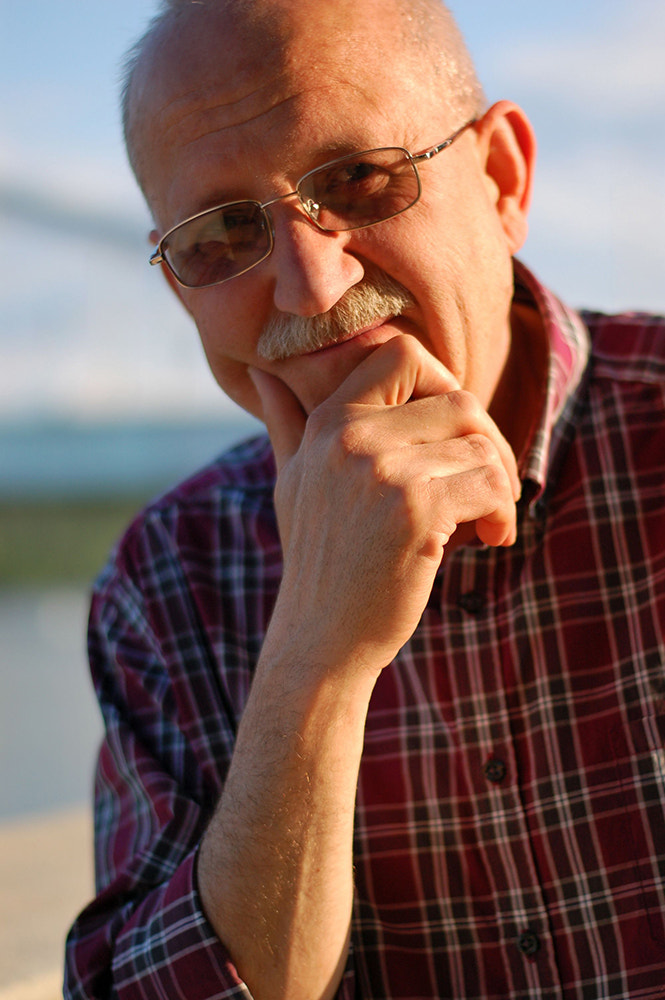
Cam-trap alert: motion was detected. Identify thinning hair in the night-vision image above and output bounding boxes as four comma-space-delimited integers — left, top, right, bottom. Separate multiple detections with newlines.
121, 0, 485, 195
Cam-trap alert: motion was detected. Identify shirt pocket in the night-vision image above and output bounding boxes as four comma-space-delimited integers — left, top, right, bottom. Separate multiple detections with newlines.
611, 710, 665, 946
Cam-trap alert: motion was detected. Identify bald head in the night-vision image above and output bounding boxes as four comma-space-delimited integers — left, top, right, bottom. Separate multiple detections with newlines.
121, 0, 485, 201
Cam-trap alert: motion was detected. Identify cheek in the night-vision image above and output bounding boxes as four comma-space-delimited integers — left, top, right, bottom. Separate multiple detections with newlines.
202, 345, 264, 418
191, 300, 266, 419
352, 220, 422, 286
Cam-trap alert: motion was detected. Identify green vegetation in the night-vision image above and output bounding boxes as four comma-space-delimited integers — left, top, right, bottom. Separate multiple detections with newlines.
0, 497, 151, 585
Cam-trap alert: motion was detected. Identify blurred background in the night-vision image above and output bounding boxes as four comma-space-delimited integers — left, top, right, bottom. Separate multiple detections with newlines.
1, 0, 664, 995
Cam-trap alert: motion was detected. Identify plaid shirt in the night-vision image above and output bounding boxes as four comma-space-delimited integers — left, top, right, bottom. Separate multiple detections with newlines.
65, 263, 665, 999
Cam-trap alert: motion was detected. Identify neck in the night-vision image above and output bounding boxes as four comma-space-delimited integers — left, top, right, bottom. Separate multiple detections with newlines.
444, 300, 548, 558
490, 298, 549, 469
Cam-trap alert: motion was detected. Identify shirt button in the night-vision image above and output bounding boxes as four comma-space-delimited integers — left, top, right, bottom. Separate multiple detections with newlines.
483, 758, 507, 783
457, 591, 486, 615
517, 931, 541, 957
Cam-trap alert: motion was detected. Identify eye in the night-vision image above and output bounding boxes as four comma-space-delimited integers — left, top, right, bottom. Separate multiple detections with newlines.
191, 240, 233, 261
321, 159, 392, 200
170, 214, 259, 285
182, 210, 259, 260
221, 210, 255, 236
163, 202, 270, 286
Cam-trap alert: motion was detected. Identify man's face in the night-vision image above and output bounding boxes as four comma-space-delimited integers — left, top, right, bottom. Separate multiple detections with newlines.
137, 2, 526, 420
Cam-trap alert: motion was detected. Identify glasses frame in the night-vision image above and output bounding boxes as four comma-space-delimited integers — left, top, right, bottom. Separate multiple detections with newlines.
149, 118, 477, 289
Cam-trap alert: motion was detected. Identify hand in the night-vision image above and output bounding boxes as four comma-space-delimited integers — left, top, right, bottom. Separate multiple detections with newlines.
199, 336, 520, 998
250, 335, 520, 677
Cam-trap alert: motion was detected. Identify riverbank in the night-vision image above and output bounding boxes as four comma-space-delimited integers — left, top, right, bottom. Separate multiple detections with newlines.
0, 496, 146, 585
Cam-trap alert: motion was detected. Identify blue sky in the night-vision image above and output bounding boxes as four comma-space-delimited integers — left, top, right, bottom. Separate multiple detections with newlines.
1, 1, 664, 421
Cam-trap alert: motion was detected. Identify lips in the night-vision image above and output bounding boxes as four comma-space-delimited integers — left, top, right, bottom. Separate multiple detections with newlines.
305, 315, 398, 355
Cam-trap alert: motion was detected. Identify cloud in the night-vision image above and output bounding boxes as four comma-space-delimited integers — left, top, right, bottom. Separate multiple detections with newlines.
462, 1, 665, 312
0, 216, 239, 422
0, 128, 143, 203
0, 179, 144, 252
532, 146, 664, 245
0, 133, 240, 422
489, 3, 665, 119
523, 143, 665, 313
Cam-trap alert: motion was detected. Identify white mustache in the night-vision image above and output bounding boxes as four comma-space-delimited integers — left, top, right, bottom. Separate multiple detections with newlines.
257, 271, 415, 361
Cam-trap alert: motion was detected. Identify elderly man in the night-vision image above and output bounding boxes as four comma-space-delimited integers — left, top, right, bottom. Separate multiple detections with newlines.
65, 1, 665, 998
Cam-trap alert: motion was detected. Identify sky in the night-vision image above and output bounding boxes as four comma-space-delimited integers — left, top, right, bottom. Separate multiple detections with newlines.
1, 0, 664, 423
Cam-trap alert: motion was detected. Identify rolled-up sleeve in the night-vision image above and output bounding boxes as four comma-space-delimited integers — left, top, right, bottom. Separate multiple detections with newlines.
64, 494, 356, 999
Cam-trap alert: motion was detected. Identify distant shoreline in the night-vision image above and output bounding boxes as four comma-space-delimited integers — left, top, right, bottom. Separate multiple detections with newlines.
0, 416, 262, 501
0, 416, 264, 585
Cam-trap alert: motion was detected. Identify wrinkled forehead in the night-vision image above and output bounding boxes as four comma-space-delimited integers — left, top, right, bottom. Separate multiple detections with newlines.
129, 0, 437, 180
135, 6, 288, 125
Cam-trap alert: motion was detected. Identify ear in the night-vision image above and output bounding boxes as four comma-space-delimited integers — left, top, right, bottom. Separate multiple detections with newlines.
474, 101, 536, 255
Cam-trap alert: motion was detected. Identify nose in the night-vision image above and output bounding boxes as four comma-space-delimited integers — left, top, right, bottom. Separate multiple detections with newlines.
267, 209, 365, 317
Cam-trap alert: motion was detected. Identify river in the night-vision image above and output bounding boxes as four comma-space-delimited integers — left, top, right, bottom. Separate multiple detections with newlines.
0, 585, 101, 820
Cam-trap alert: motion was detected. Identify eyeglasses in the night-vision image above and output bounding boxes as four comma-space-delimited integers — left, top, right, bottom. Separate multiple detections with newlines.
149, 119, 476, 289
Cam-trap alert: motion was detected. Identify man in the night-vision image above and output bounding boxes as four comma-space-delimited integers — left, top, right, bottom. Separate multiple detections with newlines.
65, 0, 665, 997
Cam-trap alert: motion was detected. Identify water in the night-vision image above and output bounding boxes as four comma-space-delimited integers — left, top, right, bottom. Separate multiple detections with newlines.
0, 416, 262, 498
0, 585, 101, 820
0, 417, 266, 821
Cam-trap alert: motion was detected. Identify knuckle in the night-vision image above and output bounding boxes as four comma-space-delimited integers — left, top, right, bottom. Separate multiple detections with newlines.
329, 419, 396, 488
446, 389, 480, 416
465, 433, 498, 465
344, 447, 391, 486
384, 486, 422, 537
479, 462, 506, 496
445, 389, 480, 424
305, 408, 373, 466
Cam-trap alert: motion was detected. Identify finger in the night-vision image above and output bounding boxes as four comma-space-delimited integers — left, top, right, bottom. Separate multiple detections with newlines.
430, 391, 521, 502
426, 464, 517, 547
477, 510, 517, 548
401, 436, 519, 545
326, 335, 521, 502
329, 334, 460, 408
343, 388, 522, 504
248, 368, 307, 473
395, 434, 511, 483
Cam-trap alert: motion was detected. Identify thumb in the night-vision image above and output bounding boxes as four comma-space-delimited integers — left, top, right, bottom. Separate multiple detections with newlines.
248, 368, 307, 472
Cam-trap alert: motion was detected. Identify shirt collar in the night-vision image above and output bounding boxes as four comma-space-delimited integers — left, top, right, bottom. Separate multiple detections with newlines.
512, 260, 590, 505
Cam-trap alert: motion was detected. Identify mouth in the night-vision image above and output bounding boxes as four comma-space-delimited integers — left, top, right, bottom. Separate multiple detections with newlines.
263, 310, 419, 415
257, 267, 416, 363
303, 315, 400, 357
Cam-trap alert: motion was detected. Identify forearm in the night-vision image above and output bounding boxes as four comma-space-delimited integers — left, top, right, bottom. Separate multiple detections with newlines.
198, 640, 377, 1000
68, 565, 363, 1000
203, 342, 519, 998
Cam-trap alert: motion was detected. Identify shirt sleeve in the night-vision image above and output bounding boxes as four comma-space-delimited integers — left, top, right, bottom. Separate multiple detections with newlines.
64, 547, 357, 999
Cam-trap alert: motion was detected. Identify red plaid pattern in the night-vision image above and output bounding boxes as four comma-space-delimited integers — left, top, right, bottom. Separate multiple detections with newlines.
65, 265, 665, 998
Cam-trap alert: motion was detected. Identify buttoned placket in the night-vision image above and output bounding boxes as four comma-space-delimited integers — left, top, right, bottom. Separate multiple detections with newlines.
432, 532, 563, 989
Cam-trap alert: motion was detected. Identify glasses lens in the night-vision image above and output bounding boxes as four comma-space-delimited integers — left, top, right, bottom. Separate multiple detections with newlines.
163, 202, 271, 287
298, 148, 420, 231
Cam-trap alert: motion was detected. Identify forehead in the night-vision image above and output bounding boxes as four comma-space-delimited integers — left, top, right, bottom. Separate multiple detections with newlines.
132, 1, 444, 220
